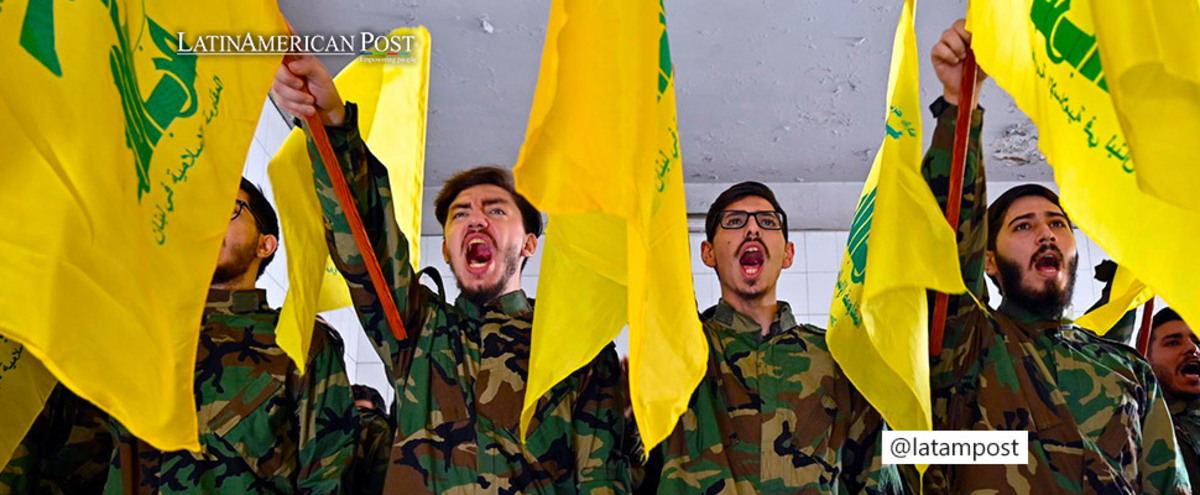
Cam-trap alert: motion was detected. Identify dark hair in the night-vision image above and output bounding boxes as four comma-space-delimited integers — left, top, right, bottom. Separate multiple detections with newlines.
352, 384, 387, 412
986, 184, 1071, 251
239, 178, 279, 279
1149, 307, 1188, 352
434, 166, 543, 238
705, 181, 789, 242
1153, 307, 1184, 331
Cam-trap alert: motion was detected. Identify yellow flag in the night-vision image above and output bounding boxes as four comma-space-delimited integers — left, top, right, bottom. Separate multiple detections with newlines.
0, 1, 285, 451
513, 0, 706, 449
828, 0, 966, 438
269, 27, 430, 369
968, 0, 1200, 335
0, 336, 57, 468
1076, 264, 1154, 335
1090, 0, 1200, 211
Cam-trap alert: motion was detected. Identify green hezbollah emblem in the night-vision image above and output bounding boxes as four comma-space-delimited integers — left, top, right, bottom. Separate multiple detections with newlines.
847, 188, 876, 285
1030, 0, 1108, 92
832, 187, 874, 328
105, 0, 199, 201
17, 0, 199, 201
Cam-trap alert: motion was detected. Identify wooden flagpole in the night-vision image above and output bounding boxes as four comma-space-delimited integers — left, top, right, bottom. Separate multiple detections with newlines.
931, 50, 978, 357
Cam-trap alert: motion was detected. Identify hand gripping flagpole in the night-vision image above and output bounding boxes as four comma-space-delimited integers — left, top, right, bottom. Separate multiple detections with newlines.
299, 81, 409, 343
931, 50, 978, 357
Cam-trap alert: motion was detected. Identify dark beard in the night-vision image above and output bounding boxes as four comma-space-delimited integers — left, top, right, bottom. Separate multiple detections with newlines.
459, 244, 522, 307
732, 277, 770, 303
996, 249, 1078, 318
211, 240, 257, 285
1167, 388, 1200, 403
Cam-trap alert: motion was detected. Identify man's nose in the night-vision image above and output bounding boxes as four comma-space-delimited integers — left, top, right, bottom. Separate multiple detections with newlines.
745, 215, 764, 236
1036, 222, 1057, 245
465, 209, 489, 230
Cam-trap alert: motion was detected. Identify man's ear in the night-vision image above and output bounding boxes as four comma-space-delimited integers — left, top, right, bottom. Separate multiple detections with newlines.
258, 234, 279, 259
781, 240, 795, 270
701, 240, 717, 268
984, 250, 998, 279
442, 239, 450, 264
522, 233, 538, 258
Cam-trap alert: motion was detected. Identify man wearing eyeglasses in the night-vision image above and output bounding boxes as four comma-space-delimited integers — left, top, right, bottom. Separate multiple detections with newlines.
102, 178, 357, 494
651, 182, 902, 494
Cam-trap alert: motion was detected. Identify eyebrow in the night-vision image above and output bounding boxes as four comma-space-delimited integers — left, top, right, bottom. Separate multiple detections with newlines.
1007, 211, 1069, 228
450, 197, 513, 212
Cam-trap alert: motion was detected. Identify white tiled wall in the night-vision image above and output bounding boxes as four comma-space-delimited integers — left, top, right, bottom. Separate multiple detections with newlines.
241, 98, 1132, 408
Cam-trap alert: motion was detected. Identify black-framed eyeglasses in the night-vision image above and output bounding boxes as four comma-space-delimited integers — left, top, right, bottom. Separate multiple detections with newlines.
718, 210, 785, 231
232, 199, 266, 232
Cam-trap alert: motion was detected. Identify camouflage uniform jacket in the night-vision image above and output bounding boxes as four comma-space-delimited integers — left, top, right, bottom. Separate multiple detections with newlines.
105, 289, 357, 494
657, 299, 903, 494
1168, 395, 1200, 490
0, 383, 113, 495
346, 406, 393, 495
921, 100, 1188, 494
305, 103, 630, 494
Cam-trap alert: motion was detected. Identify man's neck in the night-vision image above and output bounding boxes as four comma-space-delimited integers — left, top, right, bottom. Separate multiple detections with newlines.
210, 272, 257, 292
997, 298, 1065, 324
461, 276, 524, 310
722, 291, 778, 336
499, 277, 522, 302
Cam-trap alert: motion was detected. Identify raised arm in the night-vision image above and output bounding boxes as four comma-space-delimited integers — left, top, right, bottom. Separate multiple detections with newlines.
923, 20, 989, 359
273, 56, 433, 376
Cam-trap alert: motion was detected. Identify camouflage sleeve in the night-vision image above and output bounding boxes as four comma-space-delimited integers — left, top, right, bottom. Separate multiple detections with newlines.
295, 327, 357, 494
305, 102, 433, 378
1139, 378, 1191, 494
0, 383, 113, 495
573, 346, 632, 494
356, 411, 394, 495
921, 100, 988, 357
839, 384, 903, 494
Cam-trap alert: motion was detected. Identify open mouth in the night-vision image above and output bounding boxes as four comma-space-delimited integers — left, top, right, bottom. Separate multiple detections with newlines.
1181, 360, 1200, 380
1033, 252, 1062, 278
464, 234, 494, 274
738, 244, 765, 278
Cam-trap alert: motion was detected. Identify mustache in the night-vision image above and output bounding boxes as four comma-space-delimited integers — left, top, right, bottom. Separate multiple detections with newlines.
737, 235, 769, 257
462, 228, 496, 247
1030, 244, 1064, 265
